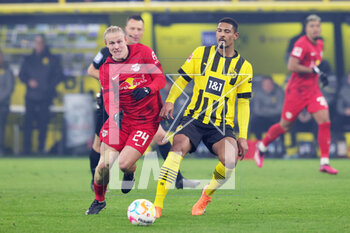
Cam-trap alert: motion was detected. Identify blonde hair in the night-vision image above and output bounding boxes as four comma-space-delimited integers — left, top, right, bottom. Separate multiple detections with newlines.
104, 26, 125, 40
305, 14, 321, 24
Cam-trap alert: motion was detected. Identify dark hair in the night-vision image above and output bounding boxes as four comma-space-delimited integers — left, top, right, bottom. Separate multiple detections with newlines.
263, 75, 273, 82
35, 34, 47, 45
126, 15, 144, 24
219, 17, 239, 32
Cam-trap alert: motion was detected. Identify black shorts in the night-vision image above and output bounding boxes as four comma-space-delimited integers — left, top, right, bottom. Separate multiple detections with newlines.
95, 91, 109, 135
175, 116, 236, 154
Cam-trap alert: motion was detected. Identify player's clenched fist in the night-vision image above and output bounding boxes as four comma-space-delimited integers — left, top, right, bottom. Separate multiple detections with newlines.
160, 102, 174, 120
237, 138, 248, 160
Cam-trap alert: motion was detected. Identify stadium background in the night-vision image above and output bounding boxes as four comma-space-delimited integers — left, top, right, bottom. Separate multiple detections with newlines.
1, 0, 350, 158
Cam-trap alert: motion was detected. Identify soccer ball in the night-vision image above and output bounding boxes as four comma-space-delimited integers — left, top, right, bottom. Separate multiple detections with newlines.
127, 199, 156, 226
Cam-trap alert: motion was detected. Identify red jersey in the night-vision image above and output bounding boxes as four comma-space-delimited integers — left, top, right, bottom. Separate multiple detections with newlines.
288, 35, 323, 90
99, 43, 166, 125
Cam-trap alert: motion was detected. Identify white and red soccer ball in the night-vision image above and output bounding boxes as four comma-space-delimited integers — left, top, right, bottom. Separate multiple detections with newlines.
127, 199, 156, 226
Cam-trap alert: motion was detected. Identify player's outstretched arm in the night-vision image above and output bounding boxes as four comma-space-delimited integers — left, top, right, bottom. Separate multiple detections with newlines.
237, 138, 248, 160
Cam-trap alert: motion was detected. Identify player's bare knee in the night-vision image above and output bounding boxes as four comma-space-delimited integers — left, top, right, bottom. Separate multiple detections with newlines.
280, 120, 293, 131
316, 117, 330, 125
98, 154, 112, 170
154, 126, 168, 145
154, 134, 167, 145
170, 146, 187, 157
219, 155, 236, 169
171, 136, 190, 156
94, 166, 109, 185
118, 159, 132, 173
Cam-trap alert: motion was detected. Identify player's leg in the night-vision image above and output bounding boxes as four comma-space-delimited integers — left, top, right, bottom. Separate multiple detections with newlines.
118, 145, 142, 194
120, 126, 158, 194
312, 109, 338, 174
89, 135, 101, 191
153, 124, 200, 189
154, 117, 201, 217
259, 118, 293, 150
154, 134, 192, 218
255, 93, 304, 167
192, 137, 238, 216
86, 142, 119, 215
89, 96, 109, 191
254, 118, 293, 167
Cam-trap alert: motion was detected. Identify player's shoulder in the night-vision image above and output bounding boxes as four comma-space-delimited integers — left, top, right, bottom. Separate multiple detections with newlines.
294, 35, 308, 47
188, 45, 214, 59
130, 43, 156, 59
242, 58, 252, 69
194, 45, 213, 53
131, 43, 153, 52
237, 53, 252, 68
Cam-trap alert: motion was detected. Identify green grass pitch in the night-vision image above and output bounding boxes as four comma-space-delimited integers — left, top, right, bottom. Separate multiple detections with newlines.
0, 157, 349, 233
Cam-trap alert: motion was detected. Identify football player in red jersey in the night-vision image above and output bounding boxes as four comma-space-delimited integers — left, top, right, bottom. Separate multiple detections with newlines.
87, 15, 200, 191
86, 26, 166, 215
255, 14, 338, 175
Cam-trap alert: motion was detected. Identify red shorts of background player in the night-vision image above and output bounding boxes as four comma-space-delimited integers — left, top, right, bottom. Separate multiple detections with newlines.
99, 118, 159, 154
281, 87, 329, 122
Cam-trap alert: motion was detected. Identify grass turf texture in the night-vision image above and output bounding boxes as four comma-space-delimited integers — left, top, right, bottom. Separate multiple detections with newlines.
0, 157, 349, 233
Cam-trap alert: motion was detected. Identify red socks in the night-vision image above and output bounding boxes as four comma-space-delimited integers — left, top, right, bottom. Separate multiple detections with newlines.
261, 121, 330, 158
318, 122, 331, 158
94, 183, 107, 202
262, 123, 286, 147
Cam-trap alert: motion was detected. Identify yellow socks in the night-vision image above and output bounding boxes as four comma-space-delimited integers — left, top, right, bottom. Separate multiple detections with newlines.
205, 162, 234, 197
154, 151, 183, 208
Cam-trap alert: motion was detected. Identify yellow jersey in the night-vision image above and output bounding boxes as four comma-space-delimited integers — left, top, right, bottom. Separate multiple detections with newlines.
167, 45, 253, 131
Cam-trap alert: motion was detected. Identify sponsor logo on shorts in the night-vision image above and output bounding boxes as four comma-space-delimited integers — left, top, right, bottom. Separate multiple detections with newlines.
285, 112, 293, 120
102, 129, 108, 137
176, 125, 183, 131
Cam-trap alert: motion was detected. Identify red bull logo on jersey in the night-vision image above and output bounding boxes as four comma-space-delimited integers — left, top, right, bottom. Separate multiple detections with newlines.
120, 76, 147, 90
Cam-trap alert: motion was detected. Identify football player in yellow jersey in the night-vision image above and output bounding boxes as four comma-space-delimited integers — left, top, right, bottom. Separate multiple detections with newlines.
153, 17, 253, 217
